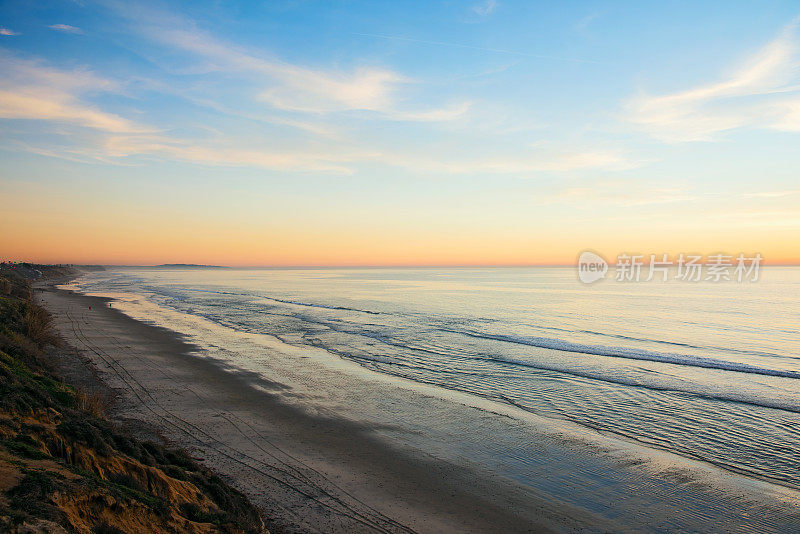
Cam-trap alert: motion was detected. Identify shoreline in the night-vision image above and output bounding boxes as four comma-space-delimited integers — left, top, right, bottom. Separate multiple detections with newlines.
60, 274, 800, 499
35, 274, 602, 533
36, 271, 800, 533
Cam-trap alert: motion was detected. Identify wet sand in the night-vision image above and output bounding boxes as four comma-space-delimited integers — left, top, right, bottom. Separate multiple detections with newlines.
35, 278, 609, 534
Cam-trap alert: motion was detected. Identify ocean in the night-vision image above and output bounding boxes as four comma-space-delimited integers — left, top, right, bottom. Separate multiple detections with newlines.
67, 266, 800, 527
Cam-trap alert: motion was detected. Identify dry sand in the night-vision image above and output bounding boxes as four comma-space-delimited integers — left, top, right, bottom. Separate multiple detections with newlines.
35, 279, 609, 534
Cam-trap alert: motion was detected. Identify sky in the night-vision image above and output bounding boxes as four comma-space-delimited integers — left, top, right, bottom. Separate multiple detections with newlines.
1, 0, 799, 266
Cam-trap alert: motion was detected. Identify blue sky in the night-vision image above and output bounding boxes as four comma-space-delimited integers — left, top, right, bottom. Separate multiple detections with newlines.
1, 1, 799, 264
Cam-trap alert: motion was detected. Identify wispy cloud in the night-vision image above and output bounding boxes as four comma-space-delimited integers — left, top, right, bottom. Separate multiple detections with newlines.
0, 54, 146, 133
48, 24, 84, 34
150, 24, 407, 113
626, 18, 800, 142
472, 0, 498, 17
256, 65, 407, 113
383, 101, 473, 122
46, 128, 629, 176
0, 4, 634, 177
114, 8, 467, 119
0, 28, 18, 36
0, 90, 139, 132
574, 13, 600, 33
0, 52, 473, 173
125, 77, 347, 139
741, 189, 800, 198
386, 148, 637, 175
102, 134, 371, 174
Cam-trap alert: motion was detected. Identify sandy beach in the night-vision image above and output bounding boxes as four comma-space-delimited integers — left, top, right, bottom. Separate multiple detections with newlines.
34, 276, 609, 534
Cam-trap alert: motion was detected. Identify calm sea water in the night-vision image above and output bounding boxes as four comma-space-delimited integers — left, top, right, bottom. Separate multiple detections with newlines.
75, 267, 800, 490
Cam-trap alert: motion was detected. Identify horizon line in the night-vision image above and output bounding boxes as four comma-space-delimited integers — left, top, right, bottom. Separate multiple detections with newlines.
6, 261, 800, 268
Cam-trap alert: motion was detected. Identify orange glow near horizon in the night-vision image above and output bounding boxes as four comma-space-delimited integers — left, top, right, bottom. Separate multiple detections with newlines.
3, 165, 798, 268
4, 215, 799, 267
